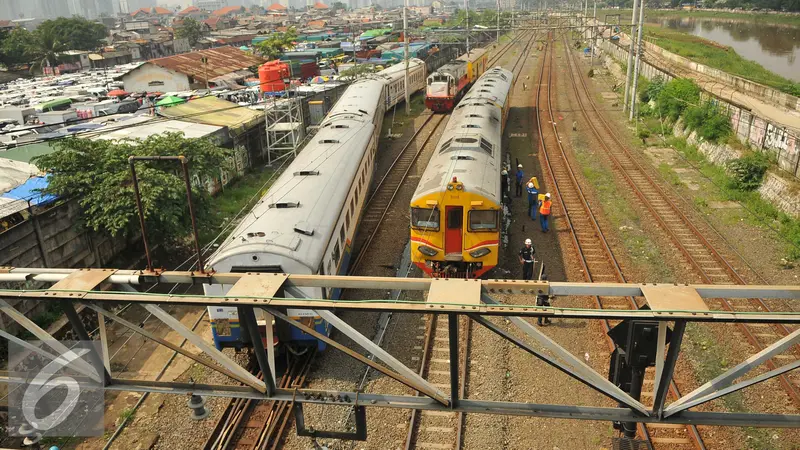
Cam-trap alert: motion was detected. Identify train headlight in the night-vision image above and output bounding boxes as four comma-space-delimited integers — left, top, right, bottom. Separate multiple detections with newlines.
418, 245, 438, 257
469, 247, 491, 258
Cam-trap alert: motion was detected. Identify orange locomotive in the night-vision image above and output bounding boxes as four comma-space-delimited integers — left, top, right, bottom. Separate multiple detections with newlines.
424, 48, 488, 113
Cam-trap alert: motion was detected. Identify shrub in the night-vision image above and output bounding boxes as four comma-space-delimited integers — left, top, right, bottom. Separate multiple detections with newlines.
640, 76, 665, 104
684, 101, 732, 143
727, 152, 770, 191
657, 78, 700, 122
638, 128, 651, 144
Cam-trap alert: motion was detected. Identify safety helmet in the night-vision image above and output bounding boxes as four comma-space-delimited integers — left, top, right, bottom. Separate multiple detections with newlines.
524, 238, 532, 245
517, 164, 523, 169
501, 169, 508, 175
527, 182, 534, 188
545, 193, 551, 198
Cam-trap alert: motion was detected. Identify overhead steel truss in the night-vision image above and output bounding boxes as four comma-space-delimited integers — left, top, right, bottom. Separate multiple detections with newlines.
1, 267, 800, 436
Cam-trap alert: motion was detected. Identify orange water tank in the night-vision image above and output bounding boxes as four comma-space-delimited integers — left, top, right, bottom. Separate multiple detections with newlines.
258, 60, 291, 93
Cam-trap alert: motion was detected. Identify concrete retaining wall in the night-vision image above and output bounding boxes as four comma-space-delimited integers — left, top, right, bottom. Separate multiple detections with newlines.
759, 172, 800, 218
0, 200, 128, 335
599, 39, 800, 181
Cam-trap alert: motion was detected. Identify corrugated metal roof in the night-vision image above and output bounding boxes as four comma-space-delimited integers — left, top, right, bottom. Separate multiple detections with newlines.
159, 96, 263, 133
144, 46, 265, 84
92, 119, 224, 142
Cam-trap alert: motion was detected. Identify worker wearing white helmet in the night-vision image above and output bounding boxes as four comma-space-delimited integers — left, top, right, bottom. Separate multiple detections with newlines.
518, 238, 535, 280
501, 169, 509, 200
526, 181, 539, 221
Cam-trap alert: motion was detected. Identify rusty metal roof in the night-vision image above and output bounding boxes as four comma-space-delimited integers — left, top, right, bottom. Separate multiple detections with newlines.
145, 46, 265, 84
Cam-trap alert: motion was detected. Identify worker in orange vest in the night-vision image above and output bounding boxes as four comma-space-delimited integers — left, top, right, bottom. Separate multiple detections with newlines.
539, 193, 552, 232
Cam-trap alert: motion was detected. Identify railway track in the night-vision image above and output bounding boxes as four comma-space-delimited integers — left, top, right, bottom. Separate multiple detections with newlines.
534, 37, 704, 449
202, 351, 315, 450
561, 37, 800, 407
403, 30, 538, 450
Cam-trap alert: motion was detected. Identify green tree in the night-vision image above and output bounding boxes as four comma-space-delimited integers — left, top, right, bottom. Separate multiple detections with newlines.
32, 134, 232, 244
254, 28, 298, 60
175, 17, 205, 46
28, 25, 68, 72
0, 27, 35, 68
35, 17, 107, 51
332, 1, 347, 10
657, 78, 700, 121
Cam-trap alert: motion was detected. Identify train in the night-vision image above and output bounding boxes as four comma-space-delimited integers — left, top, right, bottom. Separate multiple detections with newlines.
205, 58, 427, 352
410, 66, 514, 278
424, 48, 489, 113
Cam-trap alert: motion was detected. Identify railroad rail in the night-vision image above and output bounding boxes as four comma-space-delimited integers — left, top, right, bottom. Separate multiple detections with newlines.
561, 36, 800, 407
202, 350, 315, 450
534, 37, 704, 449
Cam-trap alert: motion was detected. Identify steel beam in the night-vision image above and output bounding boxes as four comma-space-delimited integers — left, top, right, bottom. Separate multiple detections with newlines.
480, 295, 650, 416
0, 298, 100, 382
449, 313, 459, 408
61, 300, 112, 385
142, 304, 266, 393
264, 307, 450, 406
1, 375, 790, 428
652, 321, 685, 416
666, 325, 800, 416
237, 306, 276, 395
84, 303, 265, 392
312, 307, 448, 402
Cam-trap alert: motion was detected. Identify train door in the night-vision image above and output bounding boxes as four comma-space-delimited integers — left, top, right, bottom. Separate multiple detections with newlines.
445, 206, 463, 255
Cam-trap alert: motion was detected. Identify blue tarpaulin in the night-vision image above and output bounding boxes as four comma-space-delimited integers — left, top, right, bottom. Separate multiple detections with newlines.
2, 175, 57, 206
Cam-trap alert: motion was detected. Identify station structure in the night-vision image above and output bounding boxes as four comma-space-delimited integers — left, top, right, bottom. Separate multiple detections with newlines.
1, 266, 799, 440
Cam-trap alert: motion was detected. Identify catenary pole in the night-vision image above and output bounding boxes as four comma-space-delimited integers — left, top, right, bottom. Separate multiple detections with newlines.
590, 0, 596, 66
622, 0, 639, 112
404, 0, 410, 114
629, 0, 645, 121
465, 0, 470, 55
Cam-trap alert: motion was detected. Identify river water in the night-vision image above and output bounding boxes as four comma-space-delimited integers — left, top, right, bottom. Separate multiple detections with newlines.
650, 17, 800, 82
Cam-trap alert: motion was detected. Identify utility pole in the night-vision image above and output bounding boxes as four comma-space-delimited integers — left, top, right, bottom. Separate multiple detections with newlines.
403, 0, 410, 114
465, 0, 470, 55
496, 0, 500, 43
590, 0, 596, 66
629, 0, 645, 121
622, 0, 639, 113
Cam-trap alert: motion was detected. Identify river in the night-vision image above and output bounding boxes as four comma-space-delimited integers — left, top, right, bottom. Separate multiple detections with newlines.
650, 17, 800, 82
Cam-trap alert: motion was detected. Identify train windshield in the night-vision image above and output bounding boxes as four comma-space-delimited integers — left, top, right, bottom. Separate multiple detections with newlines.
411, 207, 440, 230
469, 210, 498, 231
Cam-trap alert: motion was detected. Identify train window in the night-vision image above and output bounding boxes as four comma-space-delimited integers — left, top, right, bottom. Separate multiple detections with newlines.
480, 138, 493, 155
447, 208, 462, 229
320, 139, 340, 144
469, 210, 499, 231
350, 197, 355, 215
340, 225, 346, 244
462, 124, 481, 129
467, 114, 483, 119
356, 184, 360, 201
333, 242, 341, 264
411, 207, 439, 230
345, 210, 350, 230
439, 138, 453, 152
455, 137, 478, 144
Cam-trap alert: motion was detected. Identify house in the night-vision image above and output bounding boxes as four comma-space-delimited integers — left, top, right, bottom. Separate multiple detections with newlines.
130, 7, 173, 21
211, 5, 246, 17
177, 6, 209, 20
313, 2, 329, 9
204, 16, 235, 31
267, 3, 287, 12
0, 20, 15, 32
119, 46, 265, 92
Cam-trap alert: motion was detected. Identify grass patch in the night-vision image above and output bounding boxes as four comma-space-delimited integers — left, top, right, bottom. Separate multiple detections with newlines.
382, 92, 426, 137
199, 166, 279, 246
119, 407, 136, 422
574, 146, 674, 281
643, 25, 800, 96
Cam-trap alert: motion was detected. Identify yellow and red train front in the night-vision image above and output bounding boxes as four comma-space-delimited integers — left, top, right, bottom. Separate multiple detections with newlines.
411, 177, 500, 278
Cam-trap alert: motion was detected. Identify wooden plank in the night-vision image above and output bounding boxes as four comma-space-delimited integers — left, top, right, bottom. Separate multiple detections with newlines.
225, 273, 288, 301
47, 269, 117, 298
643, 285, 710, 312
427, 278, 481, 306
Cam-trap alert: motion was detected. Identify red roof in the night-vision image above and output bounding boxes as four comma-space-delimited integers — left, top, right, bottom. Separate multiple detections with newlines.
203, 16, 221, 28
178, 6, 201, 15
267, 3, 287, 10
143, 46, 266, 84
130, 6, 172, 16
313, 2, 329, 8
212, 5, 245, 16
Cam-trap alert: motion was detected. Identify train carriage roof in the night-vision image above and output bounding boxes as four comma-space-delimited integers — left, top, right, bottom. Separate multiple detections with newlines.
207, 78, 385, 272
413, 67, 514, 205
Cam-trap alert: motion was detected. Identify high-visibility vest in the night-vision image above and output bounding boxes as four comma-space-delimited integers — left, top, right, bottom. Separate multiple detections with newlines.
539, 200, 552, 215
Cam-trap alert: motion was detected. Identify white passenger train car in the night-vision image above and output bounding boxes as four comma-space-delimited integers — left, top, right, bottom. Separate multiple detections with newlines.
204, 59, 426, 352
